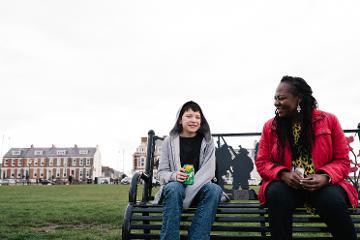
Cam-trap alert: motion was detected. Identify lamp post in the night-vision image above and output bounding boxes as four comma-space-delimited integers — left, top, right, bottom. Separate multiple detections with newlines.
122, 149, 125, 173
26, 162, 30, 185
64, 159, 67, 184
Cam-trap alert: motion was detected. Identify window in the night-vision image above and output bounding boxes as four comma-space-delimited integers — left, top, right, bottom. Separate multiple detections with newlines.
12, 150, 21, 156
72, 159, 77, 166
57, 150, 66, 155
49, 159, 53, 166
11, 169, 15, 177
4, 159, 8, 167
57, 158, 62, 166
18, 159, 22, 167
86, 169, 89, 177
79, 169, 83, 177
40, 159, 45, 166
80, 159, 84, 166
34, 150, 43, 155
34, 159, 38, 166
17, 169, 21, 178
140, 158, 145, 167
56, 168, 60, 177
2, 170, 7, 178
11, 159, 15, 166
79, 150, 88, 155
86, 158, 90, 166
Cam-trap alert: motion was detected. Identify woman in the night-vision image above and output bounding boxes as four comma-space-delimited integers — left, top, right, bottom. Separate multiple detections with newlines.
255, 76, 358, 240
154, 101, 223, 240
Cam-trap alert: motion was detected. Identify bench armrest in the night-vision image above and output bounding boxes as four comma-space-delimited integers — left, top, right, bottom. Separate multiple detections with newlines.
128, 171, 151, 203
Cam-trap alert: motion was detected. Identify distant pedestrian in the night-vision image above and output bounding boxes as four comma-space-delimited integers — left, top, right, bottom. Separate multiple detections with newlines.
68, 175, 73, 185
22, 175, 26, 185
27, 175, 31, 185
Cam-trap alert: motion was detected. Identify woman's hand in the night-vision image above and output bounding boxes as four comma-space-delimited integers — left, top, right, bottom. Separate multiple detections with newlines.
279, 171, 303, 189
175, 168, 188, 183
300, 174, 330, 191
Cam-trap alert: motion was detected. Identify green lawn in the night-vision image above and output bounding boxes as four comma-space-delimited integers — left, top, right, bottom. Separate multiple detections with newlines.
0, 184, 132, 240
2, 184, 354, 239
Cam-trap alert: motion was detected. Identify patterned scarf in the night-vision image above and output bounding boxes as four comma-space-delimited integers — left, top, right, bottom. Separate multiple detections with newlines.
292, 122, 315, 214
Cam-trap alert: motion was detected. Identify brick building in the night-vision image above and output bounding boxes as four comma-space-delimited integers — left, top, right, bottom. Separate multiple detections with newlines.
1, 144, 101, 183
132, 137, 162, 176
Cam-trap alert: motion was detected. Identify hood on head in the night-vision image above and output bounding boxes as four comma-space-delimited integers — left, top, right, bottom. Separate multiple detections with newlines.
169, 100, 212, 142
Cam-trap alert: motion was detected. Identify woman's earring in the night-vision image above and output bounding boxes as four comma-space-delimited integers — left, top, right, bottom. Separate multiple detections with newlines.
297, 103, 301, 113
275, 109, 279, 115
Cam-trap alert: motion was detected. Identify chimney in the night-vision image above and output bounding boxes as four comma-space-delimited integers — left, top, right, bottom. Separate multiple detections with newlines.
52, 144, 55, 148
30, 144, 34, 148
74, 144, 78, 148
141, 137, 147, 143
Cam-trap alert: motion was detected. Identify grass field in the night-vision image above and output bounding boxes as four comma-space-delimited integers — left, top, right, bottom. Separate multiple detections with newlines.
0, 184, 133, 240
2, 184, 352, 239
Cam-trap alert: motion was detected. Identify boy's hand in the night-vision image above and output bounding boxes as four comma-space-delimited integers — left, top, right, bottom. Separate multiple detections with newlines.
175, 168, 188, 182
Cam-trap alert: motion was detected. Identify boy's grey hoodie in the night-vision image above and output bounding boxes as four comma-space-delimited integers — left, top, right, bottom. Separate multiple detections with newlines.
153, 101, 228, 209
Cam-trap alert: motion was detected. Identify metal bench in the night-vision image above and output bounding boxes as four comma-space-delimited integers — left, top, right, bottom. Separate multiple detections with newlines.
122, 128, 360, 239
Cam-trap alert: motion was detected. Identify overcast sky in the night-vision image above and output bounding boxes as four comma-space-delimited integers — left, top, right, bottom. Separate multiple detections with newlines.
1, 1, 360, 175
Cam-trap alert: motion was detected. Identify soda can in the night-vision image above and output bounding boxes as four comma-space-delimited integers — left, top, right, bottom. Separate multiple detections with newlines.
183, 164, 195, 185
293, 167, 304, 178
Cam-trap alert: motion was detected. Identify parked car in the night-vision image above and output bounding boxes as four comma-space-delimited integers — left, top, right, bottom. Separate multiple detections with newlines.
152, 179, 160, 186
248, 178, 261, 186
40, 179, 54, 185
0, 179, 9, 185
224, 177, 233, 185
101, 179, 109, 184
120, 177, 132, 184
0, 179, 16, 185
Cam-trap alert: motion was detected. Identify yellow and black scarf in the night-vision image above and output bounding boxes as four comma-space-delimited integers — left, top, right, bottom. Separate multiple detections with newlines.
292, 122, 315, 214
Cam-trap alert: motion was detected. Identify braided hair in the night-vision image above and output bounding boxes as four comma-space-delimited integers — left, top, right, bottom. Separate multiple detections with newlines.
273, 76, 318, 159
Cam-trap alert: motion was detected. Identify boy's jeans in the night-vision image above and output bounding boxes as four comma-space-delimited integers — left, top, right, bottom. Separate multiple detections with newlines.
160, 181, 222, 240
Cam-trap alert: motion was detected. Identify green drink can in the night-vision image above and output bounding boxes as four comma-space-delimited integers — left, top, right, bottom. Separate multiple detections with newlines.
183, 164, 195, 185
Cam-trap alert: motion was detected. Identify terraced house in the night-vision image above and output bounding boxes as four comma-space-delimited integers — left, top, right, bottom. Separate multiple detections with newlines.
1, 144, 102, 183
132, 137, 162, 176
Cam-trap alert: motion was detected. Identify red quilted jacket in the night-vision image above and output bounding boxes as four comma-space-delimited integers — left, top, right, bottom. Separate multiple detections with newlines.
255, 109, 358, 207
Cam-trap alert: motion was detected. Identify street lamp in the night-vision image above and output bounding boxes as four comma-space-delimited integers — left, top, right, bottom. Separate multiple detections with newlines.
122, 149, 125, 173
26, 163, 30, 185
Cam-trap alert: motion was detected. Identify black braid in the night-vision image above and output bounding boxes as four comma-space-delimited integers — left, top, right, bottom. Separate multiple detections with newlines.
272, 76, 318, 159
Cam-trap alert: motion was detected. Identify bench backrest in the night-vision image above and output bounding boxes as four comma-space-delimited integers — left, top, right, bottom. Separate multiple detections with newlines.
140, 126, 360, 203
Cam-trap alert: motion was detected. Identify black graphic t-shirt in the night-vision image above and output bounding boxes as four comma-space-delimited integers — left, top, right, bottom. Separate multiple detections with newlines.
179, 133, 203, 172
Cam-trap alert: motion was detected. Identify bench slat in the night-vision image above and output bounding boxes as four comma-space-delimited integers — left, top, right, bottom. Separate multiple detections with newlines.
128, 233, 338, 240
